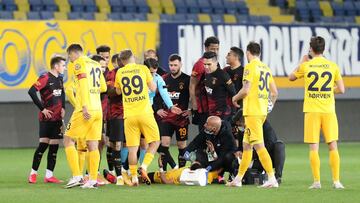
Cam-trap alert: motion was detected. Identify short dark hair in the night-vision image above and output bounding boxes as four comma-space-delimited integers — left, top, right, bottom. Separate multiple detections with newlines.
90, 55, 105, 63
144, 58, 159, 69
202, 51, 217, 61
310, 36, 325, 54
190, 162, 202, 171
168, 54, 181, 62
66, 44, 83, 53
50, 56, 66, 69
96, 45, 111, 54
119, 49, 133, 62
230, 46, 244, 62
246, 42, 261, 56
204, 36, 219, 47
111, 54, 118, 63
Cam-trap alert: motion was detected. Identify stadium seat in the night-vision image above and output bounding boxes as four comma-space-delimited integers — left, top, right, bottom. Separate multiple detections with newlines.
223, 0, 237, 14
42, 0, 58, 12
173, 0, 187, 13
108, 12, 121, 20
319, 1, 333, 17
95, 12, 107, 21
275, 0, 287, 9
185, 0, 200, 14
13, 11, 27, 20
120, 13, 134, 21
83, 0, 98, 12
343, 1, 356, 16
271, 15, 293, 23
344, 16, 355, 24
40, 11, 54, 19
211, 14, 224, 23
55, 0, 71, 12
68, 11, 82, 19
0, 11, 14, 19
147, 13, 160, 21
355, 16, 360, 24
123, 0, 137, 13
186, 13, 198, 22
96, 0, 110, 13
2, 0, 18, 11
331, 2, 345, 16
223, 14, 236, 24
198, 0, 212, 13
134, 13, 146, 21
68, 0, 85, 12
210, 0, 225, 14
198, 14, 211, 23
54, 11, 68, 19
237, 1, 249, 15
160, 13, 172, 22
108, 0, 123, 13
27, 11, 41, 20
82, 12, 94, 20
15, 0, 30, 12
135, 0, 150, 13
355, 2, 360, 15
28, 0, 43, 11
237, 15, 249, 23
173, 13, 187, 22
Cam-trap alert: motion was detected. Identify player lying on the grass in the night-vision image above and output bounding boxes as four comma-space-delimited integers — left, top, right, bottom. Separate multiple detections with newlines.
63, 44, 107, 189
232, 110, 285, 184
147, 159, 218, 185
28, 55, 66, 184
289, 36, 345, 189
183, 116, 238, 183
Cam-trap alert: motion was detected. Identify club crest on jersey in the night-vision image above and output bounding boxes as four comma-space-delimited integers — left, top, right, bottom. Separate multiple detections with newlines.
212, 77, 217, 85
179, 82, 185, 90
75, 64, 81, 70
244, 69, 249, 76
233, 74, 238, 81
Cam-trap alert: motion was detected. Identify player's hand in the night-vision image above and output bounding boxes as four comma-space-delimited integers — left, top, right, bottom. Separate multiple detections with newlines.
301, 54, 310, 63
82, 106, 91, 120
61, 108, 65, 118
206, 140, 215, 153
267, 99, 274, 113
232, 97, 241, 108
170, 104, 182, 115
157, 109, 168, 118
41, 108, 53, 119
181, 109, 191, 118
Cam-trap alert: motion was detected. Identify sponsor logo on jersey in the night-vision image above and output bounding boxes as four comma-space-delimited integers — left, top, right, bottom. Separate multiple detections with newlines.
53, 89, 62, 96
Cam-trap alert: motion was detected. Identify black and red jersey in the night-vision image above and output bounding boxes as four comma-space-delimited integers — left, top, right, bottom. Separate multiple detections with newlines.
191, 58, 208, 113
101, 68, 109, 121
33, 72, 64, 121
160, 72, 190, 127
106, 67, 124, 120
223, 66, 244, 93
204, 68, 236, 117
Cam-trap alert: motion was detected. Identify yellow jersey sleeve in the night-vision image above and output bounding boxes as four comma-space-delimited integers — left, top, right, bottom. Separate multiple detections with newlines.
144, 66, 153, 83
114, 70, 121, 89
64, 62, 76, 107
334, 64, 342, 82
294, 63, 305, 79
243, 63, 254, 82
99, 71, 107, 93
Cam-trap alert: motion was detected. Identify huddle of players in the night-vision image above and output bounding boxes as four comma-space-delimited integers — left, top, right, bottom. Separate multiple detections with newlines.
27, 35, 345, 189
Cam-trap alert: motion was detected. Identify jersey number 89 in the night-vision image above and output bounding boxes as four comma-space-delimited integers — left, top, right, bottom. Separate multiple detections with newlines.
122, 75, 143, 96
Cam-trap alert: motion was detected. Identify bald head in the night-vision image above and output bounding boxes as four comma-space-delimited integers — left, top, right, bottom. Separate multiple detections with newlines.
204, 116, 222, 135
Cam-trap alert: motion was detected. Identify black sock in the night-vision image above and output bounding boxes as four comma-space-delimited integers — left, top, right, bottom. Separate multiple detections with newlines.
46, 144, 59, 172
123, 157, 129, 171
106, 147, 114, 171
178, 148, 186, 168
164, 146, 176, 169
32, 142, 49, 171
158, 145, 168, 171
112, 150, 122, 177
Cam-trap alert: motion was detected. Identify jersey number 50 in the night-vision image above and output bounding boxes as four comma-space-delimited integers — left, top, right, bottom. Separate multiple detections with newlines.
259, 71, 270, 92
121, 75, 143, 96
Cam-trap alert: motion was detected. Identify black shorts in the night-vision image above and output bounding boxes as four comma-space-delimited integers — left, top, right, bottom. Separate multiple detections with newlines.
159, 121, 188, 141
39, 121, 63, 139
102, 120, 106, 135
106, 119, 125, 142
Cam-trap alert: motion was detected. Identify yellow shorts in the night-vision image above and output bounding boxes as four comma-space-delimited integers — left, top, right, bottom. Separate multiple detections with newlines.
76, 138, 87, 151
304, 112, 338, 143
124, 114, 160, 147
243, 116, 266, 145
65, 110, 103, 141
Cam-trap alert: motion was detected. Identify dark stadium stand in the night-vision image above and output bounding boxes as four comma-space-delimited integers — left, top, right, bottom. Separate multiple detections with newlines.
0, 0, 359, 24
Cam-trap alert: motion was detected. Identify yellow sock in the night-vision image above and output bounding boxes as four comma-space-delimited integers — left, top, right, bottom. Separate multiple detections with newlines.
329, 150, 340, 182
129, 165, 138, 177
309, 150, 320, 182
257, 147, 275, 178
78, 150, 86, 173
238, 150, 252, 178
65, 146, 81, 176
85, 151, 89, 172
141, 153, 154, 171
88, 150, 100, 181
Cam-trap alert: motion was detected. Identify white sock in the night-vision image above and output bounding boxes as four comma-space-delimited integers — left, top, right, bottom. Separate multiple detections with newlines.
30, 169, 37, 175
45, 169, 53, 178
140, 164, 148, 171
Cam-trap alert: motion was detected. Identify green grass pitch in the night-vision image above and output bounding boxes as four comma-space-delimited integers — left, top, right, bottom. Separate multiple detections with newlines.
1, 143, 360, 203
